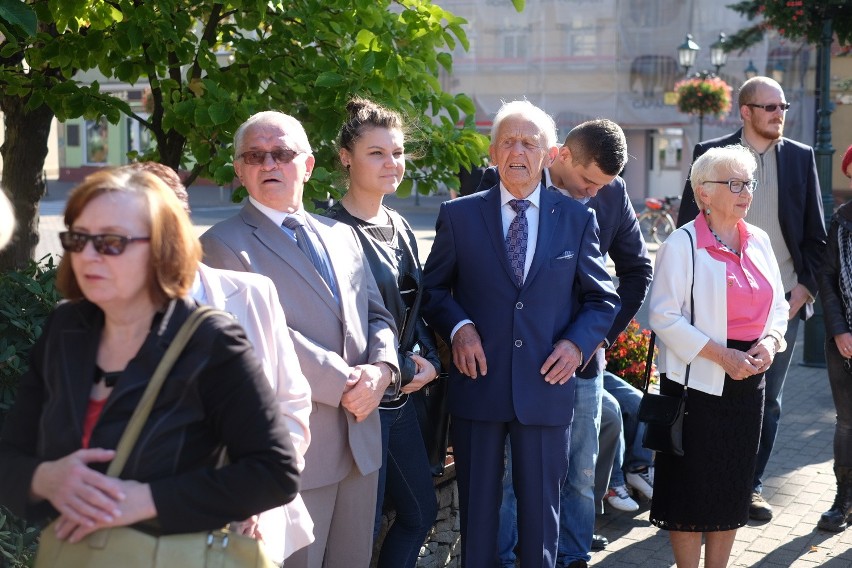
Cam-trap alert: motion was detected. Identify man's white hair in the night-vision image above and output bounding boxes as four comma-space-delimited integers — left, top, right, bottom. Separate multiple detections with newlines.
491, 100, 557, 148
233, 111, 313, 155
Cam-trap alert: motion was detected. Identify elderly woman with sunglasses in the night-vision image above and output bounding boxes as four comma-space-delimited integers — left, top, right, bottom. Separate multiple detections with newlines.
816, 145, 852, 533
0, 169, 299, 545
648, 144, 788, 568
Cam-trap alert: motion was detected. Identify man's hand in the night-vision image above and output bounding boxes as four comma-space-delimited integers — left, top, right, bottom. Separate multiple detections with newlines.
341, 363, 392, 421
788, 283, 810, 320
540, 340, 582, 385
452, 324, 488, 379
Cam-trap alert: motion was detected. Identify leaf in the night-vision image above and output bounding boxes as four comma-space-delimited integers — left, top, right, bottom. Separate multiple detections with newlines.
0, 0, 37, 38
207, 102, 233, 125
315, 71, 345, 87
511, 0, 525, 12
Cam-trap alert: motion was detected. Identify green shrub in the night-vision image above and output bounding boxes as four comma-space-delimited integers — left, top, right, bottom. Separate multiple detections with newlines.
0, 256, 61, 567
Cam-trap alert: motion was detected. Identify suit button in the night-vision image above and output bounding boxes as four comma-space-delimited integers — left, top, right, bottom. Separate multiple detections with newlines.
514, 339, 523, 347
516, 302, 523, 309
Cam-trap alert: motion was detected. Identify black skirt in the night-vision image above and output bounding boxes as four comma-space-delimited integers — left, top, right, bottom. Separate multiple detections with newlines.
650, 338, 765, 532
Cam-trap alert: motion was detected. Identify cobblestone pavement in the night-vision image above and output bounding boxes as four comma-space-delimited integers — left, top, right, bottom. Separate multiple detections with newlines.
34, 186, 850, 567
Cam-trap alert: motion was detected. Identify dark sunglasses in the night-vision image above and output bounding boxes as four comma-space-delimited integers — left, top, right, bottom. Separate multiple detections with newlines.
239, 149, 303, 165
746, 103, 791, 113
59, 231, 150, 255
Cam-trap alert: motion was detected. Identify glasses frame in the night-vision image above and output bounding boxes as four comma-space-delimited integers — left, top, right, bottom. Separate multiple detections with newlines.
238, 148, 304, 166
746, 102, 791, 113
59, 231, 151, 256
704, 179, 759, 194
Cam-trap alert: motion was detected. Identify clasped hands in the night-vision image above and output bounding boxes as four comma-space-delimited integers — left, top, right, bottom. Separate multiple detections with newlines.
451, 323, 582, 384
30, 448, 156, 543
342, 361, 393, 421
722, 337, 778, 380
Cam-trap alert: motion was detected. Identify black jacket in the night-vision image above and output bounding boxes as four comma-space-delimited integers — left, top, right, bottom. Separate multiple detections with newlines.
325, 203, 442, 394
0, 298, 299, 534
819, 202, 852, 339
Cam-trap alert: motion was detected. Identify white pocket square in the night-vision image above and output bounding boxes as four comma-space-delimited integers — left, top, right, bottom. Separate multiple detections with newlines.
556, 251, 575, 260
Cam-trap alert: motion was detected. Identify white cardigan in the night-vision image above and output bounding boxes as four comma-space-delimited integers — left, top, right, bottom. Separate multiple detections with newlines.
648, 222, 789, 396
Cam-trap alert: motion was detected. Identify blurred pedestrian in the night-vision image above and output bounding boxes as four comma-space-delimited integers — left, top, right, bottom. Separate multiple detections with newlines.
816, 144, 852, 533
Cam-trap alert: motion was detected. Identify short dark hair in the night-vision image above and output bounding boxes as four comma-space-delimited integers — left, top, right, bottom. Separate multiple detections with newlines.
564, 119, 627, 176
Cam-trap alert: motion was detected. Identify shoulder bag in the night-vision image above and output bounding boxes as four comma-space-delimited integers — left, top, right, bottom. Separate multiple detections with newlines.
637, 229, 696, 457
35, 306, 278, 568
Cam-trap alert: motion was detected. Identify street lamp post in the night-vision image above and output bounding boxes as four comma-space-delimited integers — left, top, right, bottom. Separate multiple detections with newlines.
677, 33, 728, 143
802, 16, 836, 368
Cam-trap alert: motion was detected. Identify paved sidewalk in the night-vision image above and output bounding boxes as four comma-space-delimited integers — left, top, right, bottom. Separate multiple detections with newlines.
592, 328, 852, 567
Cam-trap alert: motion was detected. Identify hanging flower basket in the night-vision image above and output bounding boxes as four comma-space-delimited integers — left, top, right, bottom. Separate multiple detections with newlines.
674, 76, 733, 118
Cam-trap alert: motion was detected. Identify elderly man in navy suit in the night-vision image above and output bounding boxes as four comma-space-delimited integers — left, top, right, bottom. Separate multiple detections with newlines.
422, 101, 619, 568
677, 76, 826, 521
482, 120, 653, 568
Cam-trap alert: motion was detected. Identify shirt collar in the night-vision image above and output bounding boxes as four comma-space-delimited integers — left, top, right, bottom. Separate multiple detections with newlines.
249, 196, 304, 227
694, 212, 754, 252
500, 181, 542, 210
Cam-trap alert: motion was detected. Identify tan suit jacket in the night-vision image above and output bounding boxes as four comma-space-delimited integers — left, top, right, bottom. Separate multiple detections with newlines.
200, 203, 398, 490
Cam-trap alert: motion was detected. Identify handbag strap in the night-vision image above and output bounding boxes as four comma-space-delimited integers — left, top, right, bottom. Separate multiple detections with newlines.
642, 228, 697, 394
106, 305, 220, 477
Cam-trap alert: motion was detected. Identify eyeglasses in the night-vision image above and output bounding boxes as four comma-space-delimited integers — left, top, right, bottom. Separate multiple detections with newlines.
705, 179, 758, 194
746, 103, 791, 113
59, 231, 150, 255
238, 148, 304, 165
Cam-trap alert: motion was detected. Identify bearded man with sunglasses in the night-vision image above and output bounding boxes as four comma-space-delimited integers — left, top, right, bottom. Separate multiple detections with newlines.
677, 75, 826, 522
200, 111, 399, 568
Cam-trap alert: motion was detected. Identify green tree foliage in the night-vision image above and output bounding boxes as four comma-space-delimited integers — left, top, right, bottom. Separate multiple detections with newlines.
0, 257, 61, 565
726, 0, 852, 51
0, 0, 490, 270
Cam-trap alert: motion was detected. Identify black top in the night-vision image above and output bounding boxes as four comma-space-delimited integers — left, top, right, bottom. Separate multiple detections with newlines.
325, 202, 441, 407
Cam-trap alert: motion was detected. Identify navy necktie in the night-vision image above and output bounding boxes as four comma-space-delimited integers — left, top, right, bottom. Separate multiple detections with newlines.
282, 216, 337, 297
506, 199, 530, 286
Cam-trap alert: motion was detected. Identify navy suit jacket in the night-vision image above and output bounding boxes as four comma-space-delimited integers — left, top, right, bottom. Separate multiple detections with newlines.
421, 185, 620, 426
676, 130, 826, 312
479, 167, 653, 378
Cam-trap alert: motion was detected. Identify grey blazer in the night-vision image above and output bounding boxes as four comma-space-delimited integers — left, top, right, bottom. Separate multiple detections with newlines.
200, 202, 398, 491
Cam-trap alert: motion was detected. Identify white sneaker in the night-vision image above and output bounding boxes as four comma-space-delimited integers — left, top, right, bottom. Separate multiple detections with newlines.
626, 467, 654, 500
605, 485, 639, 512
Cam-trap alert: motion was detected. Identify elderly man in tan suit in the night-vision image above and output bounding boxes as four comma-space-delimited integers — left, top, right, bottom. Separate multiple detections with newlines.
200, 111, 399, 568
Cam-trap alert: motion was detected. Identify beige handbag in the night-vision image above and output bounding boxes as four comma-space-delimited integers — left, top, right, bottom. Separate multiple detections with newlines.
34, 306, 278, 568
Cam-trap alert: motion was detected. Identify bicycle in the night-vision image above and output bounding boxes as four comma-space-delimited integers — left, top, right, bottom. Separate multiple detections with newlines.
636, 196, 679, 246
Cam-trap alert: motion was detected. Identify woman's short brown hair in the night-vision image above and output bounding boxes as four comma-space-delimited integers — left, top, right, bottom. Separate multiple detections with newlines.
56, 168, 201, 305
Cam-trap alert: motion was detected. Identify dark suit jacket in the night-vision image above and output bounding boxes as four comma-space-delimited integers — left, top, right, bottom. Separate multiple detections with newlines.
0, 298, 299, 533
676, 129, 827, 310
479, 167, 653, 378
421, 185, 620, 426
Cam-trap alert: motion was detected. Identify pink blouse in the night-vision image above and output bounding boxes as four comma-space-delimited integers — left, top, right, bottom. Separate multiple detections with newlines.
695, 214, 773, 342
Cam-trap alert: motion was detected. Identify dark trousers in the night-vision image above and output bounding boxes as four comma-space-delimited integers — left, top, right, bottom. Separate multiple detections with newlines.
826, 339, 852, 467
452, 416, 571, 568
374, 402, 438, 568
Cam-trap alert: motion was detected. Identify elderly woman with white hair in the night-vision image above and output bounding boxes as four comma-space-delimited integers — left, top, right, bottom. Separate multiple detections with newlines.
648, 144, 789, 568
